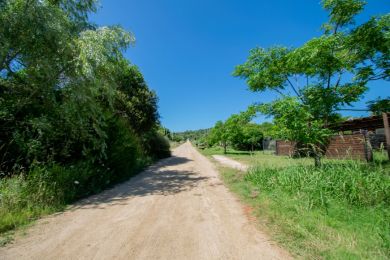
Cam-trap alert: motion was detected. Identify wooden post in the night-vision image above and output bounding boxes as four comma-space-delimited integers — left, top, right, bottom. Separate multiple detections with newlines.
363, 131, 373, 162
383, 112, 390, 160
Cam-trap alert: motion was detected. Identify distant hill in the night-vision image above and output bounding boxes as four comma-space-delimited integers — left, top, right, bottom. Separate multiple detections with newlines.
171, 129, 211, 143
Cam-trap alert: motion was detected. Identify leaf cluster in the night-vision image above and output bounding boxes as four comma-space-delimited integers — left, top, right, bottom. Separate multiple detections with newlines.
0, 0, 167, 175
233, 0, 388, 163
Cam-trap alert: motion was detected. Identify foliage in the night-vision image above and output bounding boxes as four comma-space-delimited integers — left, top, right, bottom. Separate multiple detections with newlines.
105, 116, 145, 183
0, 0, 170, 236
210, 147, 390, 259
233, 0, 389, 165
367, 97, 390, 115
256, 122, 276, 138
240, 124, 263, 151
221, 162, 389, 259
207, 111, 268, 153
142, 129, 171, 160
349, 13, 390, 82
208, 121, 229, 153
259, 97, 332, 165
170, 128, 210, 143
114, 64, 159, 134
246, 162, 389, 208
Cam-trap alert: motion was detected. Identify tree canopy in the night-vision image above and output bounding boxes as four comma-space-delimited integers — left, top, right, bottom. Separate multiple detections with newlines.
0, 0, 169, 175
234, 0, 389, 165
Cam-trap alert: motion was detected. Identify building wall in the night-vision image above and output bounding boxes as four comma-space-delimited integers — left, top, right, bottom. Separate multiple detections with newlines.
325, 134, 368, 160
276, 133, 370, 160
275, 140, 296, 157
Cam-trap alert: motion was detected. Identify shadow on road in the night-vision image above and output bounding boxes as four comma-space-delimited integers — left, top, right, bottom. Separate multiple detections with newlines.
70, 155, 208, 210
225, 152, 251, 155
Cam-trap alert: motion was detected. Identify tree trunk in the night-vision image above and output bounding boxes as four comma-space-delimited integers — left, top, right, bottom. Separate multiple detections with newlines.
314, 154, 321, 167
223, 142, 227, 154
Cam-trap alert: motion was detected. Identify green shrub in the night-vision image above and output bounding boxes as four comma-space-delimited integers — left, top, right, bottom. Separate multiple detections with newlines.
25, 163, 102, 205
105, 117, 146, 183
0, 0, 164, 239
0, 171, 60, 233
0, 159, 129, 234
0, 118, 166, 236
143, 131, 171, 159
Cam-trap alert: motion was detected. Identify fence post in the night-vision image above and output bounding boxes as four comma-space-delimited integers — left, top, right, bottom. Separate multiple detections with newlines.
363, 131, 373, 162
275, 140, 279, 155
383, 112, 390, 160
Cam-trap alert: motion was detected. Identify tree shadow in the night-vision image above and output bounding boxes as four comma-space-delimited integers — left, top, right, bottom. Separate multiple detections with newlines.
225, 152, 251, 155
69, 155, 209, 210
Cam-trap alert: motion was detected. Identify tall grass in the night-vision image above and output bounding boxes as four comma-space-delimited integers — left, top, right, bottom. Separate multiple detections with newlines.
219, 159, 390, 259
0, 159, 150, 238
245, 161, 389, 208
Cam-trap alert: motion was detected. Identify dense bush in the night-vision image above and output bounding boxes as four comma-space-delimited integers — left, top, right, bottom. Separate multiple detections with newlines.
0, 123, 171, 234
143, 131, 171, 159
0, 162, 102, 233
105, 116, 150, 183
0, 0, 171, 235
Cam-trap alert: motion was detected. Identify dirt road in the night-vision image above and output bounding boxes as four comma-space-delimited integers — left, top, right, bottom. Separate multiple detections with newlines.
212, 155, 248, 171
0, 142, 290, 260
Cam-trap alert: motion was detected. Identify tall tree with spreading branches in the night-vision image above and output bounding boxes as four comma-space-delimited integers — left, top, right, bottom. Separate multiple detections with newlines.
234, 0, 389, 166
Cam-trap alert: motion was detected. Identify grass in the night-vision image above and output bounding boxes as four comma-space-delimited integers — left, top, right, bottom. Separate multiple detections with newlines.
200, 146, 390, 259
201, 146, 322, 167
201, 146, 389, 169
0, 174, 63, 245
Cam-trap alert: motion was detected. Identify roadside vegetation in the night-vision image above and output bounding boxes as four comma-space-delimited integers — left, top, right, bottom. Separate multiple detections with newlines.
199, 147, 390, 259
221, 163, 389, 259
233, 0, 389, 166
196, 0, 390, 258
170, 128, 210, 147
0, 0, 170, 241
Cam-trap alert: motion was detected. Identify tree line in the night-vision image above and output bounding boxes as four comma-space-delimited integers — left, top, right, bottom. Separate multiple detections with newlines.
170, 116, 274, 154
0, 0, 170, 226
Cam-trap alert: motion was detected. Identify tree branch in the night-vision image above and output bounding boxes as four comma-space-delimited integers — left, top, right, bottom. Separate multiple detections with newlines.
335, 73, 342, 89
368, 73, 388, 81
275, 88, 285, 97
286, 77, 301, 98
336, 108, 370, 112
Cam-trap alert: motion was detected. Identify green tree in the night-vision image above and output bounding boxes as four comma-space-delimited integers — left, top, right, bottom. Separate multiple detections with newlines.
0, 0, 103, 169
258, 122, 276, 138
349, 14, 389, 82
0, 0, 167, 175
234, 0, 388, 125
367, 97, 390, 115
242, 124, 263, 152
259, 98, 332, 166
207, 111, 262, 153
208, 121, 229, 154
234, 0, 389, 165
114, 63, 159, 134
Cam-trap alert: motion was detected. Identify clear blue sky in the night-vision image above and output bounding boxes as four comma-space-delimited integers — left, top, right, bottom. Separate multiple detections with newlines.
91, 0, 389, 132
